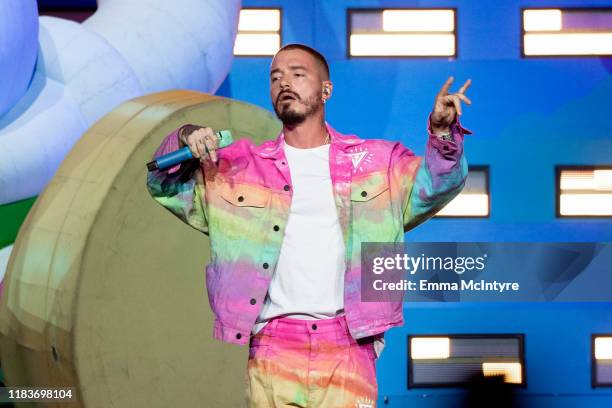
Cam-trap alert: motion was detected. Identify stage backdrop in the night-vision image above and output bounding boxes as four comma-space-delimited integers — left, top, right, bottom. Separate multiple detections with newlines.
0, 90, 281, 407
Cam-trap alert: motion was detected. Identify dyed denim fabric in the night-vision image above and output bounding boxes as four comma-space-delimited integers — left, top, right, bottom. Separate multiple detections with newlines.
146, 118, 470, 345
246, 315, 377, 407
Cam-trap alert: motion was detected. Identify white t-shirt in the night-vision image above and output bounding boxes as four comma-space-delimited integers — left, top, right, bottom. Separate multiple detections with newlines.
253, 141, 345, 334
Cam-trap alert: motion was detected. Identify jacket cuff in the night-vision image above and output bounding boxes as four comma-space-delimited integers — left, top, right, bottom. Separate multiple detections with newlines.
427, 114, 472, 158
155, 124, 198, 174
213, 319, 249, 345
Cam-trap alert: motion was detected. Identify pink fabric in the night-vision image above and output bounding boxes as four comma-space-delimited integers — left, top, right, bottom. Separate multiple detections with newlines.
246, 315, 378, 407
147, 119, 470, 345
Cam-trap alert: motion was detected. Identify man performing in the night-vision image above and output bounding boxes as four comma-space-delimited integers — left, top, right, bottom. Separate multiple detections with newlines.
147, 43, 472, 407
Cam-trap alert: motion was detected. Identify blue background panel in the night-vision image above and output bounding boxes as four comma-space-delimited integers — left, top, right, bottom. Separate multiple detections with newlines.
33, 0, 612, 406
225, 1, 612, 405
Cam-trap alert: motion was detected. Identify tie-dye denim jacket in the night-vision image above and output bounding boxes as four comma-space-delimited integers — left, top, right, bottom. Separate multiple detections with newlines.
147, 118, 470, 345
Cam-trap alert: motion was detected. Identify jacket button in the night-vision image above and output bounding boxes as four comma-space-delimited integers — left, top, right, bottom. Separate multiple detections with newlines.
263, 263, 269, 269
273, 225, 280, 231
238, 196, 244, 202
361, 191, 367, 197
236, 333, 242, 339
311, 324, 317, 330
283, 184, 290, 191
250, 298, 256, 305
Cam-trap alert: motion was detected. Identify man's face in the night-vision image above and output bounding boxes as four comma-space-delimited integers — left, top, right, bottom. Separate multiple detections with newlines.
270, 49, 326, 126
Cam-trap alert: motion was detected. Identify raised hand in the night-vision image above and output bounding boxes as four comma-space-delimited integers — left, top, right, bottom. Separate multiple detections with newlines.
430, 76, 472, 134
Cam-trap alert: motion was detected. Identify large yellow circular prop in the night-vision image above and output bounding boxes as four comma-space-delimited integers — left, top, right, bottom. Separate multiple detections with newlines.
0, 91, 282, 407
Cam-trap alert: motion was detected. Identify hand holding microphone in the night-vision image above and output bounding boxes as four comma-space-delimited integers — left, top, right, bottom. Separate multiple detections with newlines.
180, 126, 222, 163
147, 126, 233, 171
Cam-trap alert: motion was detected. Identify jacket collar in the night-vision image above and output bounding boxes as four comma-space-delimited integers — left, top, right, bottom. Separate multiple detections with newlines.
255, 122, 364, 159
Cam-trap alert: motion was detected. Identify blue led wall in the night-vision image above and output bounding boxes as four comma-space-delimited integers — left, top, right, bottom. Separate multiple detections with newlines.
34, 0, 612, 406
223, 1, 612, 406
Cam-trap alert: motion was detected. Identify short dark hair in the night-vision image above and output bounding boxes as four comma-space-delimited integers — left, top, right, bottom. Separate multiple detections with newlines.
275, 43, 330, 80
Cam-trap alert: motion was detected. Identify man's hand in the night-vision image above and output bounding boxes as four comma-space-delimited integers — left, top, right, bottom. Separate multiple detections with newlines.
430, 76, 472, 134
180, 126, 220, 163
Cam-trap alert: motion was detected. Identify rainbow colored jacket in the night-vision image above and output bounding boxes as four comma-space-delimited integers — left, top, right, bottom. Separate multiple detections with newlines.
147, 119, 470, 345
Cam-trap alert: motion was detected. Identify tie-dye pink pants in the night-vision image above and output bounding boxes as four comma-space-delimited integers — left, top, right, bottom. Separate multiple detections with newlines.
246, 315, 378, 407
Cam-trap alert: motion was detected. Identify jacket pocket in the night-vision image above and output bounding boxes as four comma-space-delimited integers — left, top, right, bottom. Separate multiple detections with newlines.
219, 183, 270, 208
350, 173, 395, 241
212, 183, 271, 241
351, 172, 390, 202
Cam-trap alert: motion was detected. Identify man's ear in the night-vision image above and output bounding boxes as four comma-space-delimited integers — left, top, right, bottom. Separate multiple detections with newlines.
322, 81, 333, 102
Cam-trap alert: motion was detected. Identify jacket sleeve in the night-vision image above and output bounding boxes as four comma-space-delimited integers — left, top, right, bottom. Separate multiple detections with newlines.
389, 115, 471, 231
146, 126, 208, 234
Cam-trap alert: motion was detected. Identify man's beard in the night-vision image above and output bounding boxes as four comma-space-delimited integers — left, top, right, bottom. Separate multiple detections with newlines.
274, 93, 322, 127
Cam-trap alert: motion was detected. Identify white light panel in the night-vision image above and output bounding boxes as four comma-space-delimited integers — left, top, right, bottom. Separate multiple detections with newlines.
411, 337, 451, 359
559, 168, 612, 216
437, 194, 489, 217
382, 10, 454, 32
234, 9, 281, 56
238, 9, 280, 31
523, 9, 562, 31
560, 194, 612, 216
524, 33, 612, 56
350, 9, 456, 57
409, 335, 525, 388
437, 168, 489, 217
482, 362, 523, 384
350, 34, 455, 56
595, 337, 612, 360
523, 9, 612, 56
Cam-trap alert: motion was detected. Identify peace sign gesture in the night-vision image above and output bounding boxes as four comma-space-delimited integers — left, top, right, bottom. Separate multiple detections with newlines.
430, 76, 472, 133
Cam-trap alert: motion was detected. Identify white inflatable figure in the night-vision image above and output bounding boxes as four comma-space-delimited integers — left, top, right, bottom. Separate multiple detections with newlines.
0, 0, 38, 118
0, 0, 241, 287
